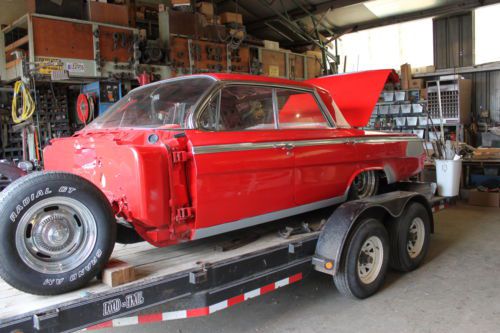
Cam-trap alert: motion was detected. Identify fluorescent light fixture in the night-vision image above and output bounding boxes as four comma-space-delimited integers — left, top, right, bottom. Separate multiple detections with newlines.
364, 0, 440, 18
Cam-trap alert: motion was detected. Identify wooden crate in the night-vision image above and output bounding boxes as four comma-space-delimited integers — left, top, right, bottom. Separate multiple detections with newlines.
169, 36, 249, 75
32, 16, 93, 60
289, 54, 305, 80
261, 49, 286, 78
307, 54, 322, 79
87, 2, 129, 26
99, 26, 134, 62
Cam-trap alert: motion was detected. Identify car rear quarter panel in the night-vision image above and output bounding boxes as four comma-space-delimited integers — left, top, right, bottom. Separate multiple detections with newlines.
43, 134, 171, 230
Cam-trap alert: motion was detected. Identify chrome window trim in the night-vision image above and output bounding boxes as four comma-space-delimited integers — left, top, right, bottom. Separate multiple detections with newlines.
191, 136, 424, 155
272, 88, 279, 129
191, 80, 336, 130
131, 74, 217, 94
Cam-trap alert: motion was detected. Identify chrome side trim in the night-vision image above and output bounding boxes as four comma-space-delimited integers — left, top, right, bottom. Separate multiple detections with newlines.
192, 193, 347, 240
192, 136, 423, 155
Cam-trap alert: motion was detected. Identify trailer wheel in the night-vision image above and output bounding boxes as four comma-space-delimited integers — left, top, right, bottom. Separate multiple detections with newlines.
0, 172, 116, 295
389, 202, 431, 272
334, 218, 389, 299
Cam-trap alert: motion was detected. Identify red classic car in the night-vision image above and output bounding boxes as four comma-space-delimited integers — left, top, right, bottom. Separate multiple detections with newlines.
0, 70, 424, 295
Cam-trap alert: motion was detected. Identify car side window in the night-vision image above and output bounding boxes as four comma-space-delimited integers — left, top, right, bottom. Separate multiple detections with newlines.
276, 89, 330, 129
217, 85, 275, 131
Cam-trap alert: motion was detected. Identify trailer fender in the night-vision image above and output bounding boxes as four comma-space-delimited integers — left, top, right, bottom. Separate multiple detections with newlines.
313, 191, 433, 276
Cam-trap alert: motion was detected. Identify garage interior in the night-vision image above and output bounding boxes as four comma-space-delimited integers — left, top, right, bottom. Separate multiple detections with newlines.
0, 0, 499, 332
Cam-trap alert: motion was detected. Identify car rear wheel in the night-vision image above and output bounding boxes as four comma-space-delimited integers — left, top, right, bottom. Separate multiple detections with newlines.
0, 172, 116, 295
353, 170, 379, 199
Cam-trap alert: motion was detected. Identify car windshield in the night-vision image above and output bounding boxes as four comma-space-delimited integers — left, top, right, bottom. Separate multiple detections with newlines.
86, 77, 215, 129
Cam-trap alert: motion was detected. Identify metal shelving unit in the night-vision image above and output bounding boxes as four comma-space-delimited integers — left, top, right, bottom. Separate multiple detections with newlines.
365, 89, 429, 140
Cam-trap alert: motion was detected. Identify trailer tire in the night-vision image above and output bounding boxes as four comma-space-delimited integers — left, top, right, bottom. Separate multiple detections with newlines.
334, 218, 389, 299
0, 172, 116, 295
389, 202, 431, 272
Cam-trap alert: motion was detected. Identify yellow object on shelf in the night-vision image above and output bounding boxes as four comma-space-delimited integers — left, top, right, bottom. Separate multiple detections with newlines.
11, 81, 35, 124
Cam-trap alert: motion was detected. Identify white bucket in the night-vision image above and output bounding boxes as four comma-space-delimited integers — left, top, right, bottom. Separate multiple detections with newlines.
435, 159, 462, 197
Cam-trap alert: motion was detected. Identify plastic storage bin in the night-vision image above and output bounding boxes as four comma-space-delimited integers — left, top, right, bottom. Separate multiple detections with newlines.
401, 104, 412, 114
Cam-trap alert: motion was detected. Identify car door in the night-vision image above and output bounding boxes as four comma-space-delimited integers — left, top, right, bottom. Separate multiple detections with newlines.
274, 88, 361, 206
185, 84, 295, 237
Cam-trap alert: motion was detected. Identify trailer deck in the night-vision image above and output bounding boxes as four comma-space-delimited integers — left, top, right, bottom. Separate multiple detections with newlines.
0, 194, 453, 333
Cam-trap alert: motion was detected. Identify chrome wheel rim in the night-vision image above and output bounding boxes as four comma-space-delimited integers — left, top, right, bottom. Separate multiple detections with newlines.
15, 197, 97, 274
357, 236, 384, 284
407, 217, 425, 259
353, 171, 377, 199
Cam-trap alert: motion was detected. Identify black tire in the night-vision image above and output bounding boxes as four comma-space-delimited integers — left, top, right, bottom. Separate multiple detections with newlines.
353, 170, 379, 199
347, 183, 359, 201
389, 202, 431, 272
334, 218, 389, 299
0, 172, 116, 295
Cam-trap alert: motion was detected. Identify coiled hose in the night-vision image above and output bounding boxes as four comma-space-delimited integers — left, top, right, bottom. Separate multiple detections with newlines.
12, 81, 35, 124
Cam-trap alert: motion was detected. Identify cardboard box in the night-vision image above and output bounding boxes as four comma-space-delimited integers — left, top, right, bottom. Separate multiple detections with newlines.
420, 88, 427, 100
400, 63, 412, 90
197, 2, 214, 17
468, 190, 500, 208
171, 0, 191, 6
220, 12, 243, 24
264, 40, 280, 50
409, 79, 425, 90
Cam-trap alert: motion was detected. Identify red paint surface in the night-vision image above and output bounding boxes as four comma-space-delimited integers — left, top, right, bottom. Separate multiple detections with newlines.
307, 69, 393, 127
260, 283, 276, 295
228, 294, 245, 306
44, 72, 424, 247
289, 273, 303, 284
186, 307, 210, 317
138, 313, 163, 323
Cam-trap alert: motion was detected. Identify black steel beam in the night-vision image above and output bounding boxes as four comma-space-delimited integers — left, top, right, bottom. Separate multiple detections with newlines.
246, 0, 366, 32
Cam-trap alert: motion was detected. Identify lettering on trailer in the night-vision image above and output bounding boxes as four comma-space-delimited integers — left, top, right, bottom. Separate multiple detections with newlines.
103, 291, 145, 317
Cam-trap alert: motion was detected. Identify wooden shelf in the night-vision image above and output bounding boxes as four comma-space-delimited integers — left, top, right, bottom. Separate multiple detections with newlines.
5, 35, 28, 54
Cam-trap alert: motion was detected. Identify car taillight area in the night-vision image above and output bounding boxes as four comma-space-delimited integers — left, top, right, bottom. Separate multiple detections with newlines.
43, 132, 174, 243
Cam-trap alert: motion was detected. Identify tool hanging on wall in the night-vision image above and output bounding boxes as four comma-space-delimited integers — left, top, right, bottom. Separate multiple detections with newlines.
11, 81, 35, 124
76, 93, 95, 124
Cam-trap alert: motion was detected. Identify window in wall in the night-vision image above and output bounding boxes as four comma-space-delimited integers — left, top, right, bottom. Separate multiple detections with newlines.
475, 4, 500, 65
276, 89, 329, 129
333, 18, 433, 72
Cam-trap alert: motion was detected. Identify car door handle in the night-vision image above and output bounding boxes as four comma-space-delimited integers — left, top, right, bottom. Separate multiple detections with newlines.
274, 143, 295, 150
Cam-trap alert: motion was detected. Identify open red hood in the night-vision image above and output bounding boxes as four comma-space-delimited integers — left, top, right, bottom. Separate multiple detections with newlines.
307, 69, 395, 128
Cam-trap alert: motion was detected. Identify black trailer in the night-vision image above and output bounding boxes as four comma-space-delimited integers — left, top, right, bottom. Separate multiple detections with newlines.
0, 183, 453, 333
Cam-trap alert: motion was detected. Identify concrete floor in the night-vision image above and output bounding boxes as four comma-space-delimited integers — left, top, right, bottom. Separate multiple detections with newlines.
103, 203, 500, 333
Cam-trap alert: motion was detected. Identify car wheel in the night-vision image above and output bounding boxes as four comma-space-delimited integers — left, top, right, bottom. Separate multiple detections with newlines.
0, 172, 116, 295
353, 170, 379, 199
389, 202, 431, 272
334, 218, 389, 299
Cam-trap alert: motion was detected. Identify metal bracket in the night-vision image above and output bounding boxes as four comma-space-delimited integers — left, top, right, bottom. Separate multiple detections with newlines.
172, 151, 188, 163
288, 242, 303, 254
33, 309, 59, 330
189, 269, 208, 285
176, 207, 194, 222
